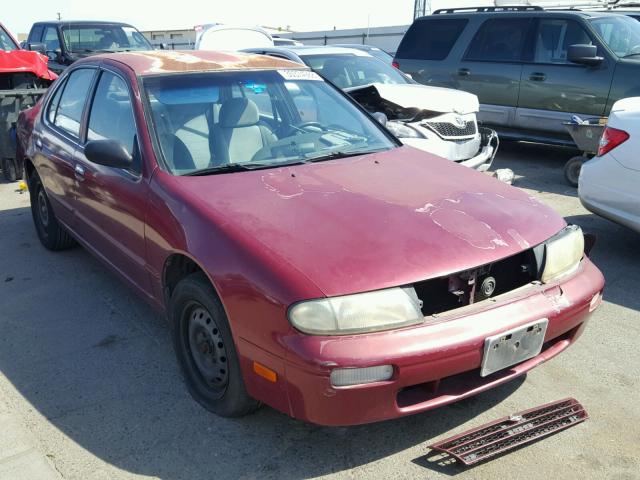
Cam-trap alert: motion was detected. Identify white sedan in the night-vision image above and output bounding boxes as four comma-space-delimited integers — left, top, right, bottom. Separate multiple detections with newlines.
579, 97, 640, 233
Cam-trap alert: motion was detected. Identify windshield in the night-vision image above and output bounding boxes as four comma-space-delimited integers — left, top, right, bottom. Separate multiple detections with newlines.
61, 24, 153, 53
143, 70, 396, 175
0, 26, 18, 51
591, 15, 640, 58
300, 54, 410, 89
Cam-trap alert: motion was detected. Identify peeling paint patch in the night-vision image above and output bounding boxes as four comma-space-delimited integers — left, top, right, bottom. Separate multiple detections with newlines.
261, 172, 304, 199
430, 209, 509, 249
508, 228, 531, 249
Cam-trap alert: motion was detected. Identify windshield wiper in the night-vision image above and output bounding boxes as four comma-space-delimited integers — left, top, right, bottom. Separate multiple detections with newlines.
184, 158, 311, 176
184, 163, 253, 176
622, 52, 640, 58
304, 148, 390, 163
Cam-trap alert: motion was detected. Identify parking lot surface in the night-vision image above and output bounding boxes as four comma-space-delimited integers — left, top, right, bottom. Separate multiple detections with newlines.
1, 142, 639, 480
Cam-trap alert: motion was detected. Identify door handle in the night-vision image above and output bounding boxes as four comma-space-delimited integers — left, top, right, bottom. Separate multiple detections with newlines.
529, 72, 547, 82
74, 163, 85, 180
458, 68, 471, 77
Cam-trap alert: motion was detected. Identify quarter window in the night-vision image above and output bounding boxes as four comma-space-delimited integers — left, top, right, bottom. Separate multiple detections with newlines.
396, 19, 468, 60
534, 19, 593, 64
52, 69, 95, 138
466, 18, 533, 62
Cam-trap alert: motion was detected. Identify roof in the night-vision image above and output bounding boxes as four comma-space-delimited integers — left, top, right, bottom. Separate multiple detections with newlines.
32, 20, 136, 27
418, 9, 619, 19
254, 45, 370, 57
88, 50, 306, 75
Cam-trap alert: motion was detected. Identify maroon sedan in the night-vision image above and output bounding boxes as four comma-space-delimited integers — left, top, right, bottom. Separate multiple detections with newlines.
18, 51, 604, 426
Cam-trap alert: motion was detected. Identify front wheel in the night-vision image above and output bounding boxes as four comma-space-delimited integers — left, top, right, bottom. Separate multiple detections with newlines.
170, 272, 260, 417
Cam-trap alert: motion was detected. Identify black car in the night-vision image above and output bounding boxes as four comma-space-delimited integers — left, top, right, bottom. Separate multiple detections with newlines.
25, 21, 153, 73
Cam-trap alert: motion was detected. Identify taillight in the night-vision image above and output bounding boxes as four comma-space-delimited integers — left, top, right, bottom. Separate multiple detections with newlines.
392, 61, 400, 69
598, 126, 629, 156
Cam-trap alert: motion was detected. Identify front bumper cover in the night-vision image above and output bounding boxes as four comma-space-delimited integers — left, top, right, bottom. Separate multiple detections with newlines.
280, 257, 604, 426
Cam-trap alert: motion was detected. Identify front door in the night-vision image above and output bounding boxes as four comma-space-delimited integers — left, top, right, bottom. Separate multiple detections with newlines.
457, 17, 534, 127
517, 18, 615, 134
72, 69, 152, 296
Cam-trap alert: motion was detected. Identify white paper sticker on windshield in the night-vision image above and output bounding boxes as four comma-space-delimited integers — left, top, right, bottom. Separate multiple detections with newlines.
277, 69, 322, 81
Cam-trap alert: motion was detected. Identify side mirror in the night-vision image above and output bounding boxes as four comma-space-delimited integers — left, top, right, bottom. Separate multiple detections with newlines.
371, 111, 388, 126
27, 43, 46, 54
159, 43, 168, 50
85, 140, 133, 169
568, 44, 604, 66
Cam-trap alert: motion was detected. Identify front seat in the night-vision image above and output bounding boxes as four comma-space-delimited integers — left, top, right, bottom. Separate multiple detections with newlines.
212, 97, 276, 164
320, 59, 350, 88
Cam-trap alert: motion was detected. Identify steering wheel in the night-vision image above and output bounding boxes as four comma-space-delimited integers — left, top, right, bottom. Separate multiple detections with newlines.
296, 121, 326, 132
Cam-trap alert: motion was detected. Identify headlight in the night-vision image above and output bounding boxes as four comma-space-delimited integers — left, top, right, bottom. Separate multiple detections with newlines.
541, 225, 584, 283
385, 121, 425, 139
289, 287, 424, 335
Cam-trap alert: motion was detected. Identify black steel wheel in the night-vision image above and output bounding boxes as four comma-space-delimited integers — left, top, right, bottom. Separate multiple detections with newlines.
171, 272, 260, 417
29, 171, 75, 250
1, 158, 19, 182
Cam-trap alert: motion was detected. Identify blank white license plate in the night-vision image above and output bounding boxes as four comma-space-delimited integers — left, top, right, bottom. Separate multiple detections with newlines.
480, 319, 548, 377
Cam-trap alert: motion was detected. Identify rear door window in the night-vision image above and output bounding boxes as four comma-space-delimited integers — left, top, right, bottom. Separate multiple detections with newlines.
533, 19, 594, 64
465, 18, 533, 62
52, 69, 95, 138
396, 19, 468, 60
46, 78, 67, 124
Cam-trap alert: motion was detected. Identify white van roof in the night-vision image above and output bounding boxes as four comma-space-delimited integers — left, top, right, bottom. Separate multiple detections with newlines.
195, 25, 274, 51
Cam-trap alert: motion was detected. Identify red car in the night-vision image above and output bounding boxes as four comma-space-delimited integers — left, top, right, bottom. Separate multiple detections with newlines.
18, 50, 604, 426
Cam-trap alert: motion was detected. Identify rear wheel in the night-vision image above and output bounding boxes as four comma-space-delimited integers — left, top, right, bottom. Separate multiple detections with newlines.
30, 171, 75, 250
170, 272, 260, 417
1, 158, 20, 182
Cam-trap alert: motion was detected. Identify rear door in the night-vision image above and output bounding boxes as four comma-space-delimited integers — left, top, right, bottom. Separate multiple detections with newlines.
457, 17, 534, 128
517, 17, 615, 134
72, 68, 152, 295
36, 68, 96, 227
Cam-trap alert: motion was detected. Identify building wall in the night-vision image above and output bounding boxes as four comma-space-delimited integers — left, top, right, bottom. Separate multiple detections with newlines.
141, 29, 196, 49
282, 25, 409, 54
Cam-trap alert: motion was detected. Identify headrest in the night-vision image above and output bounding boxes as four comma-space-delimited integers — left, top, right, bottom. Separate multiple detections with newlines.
219, 97, 259, 128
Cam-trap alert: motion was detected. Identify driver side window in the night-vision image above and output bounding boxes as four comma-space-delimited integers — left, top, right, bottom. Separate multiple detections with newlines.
534, 20, 593, 64
43, 26, 60, 52
87, 71, 140, 172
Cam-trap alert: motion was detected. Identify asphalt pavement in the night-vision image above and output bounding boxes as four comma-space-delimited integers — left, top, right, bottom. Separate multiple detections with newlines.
0, 142, 639, 479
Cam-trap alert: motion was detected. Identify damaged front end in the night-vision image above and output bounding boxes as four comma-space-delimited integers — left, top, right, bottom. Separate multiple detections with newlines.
348, 83, 498, 171
0, 49, 56, 181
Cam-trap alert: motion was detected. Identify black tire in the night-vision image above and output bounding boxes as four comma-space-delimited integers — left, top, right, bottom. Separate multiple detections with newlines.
170, 272, 260, 417
2, 158, 19, 182
29, 171, 76, 251
564, 156, 585, 188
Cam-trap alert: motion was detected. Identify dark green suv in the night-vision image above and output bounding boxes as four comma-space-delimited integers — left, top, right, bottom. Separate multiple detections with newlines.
394, 7, 640, 146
